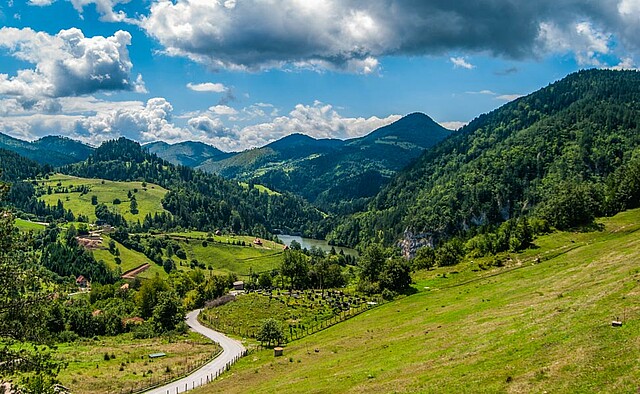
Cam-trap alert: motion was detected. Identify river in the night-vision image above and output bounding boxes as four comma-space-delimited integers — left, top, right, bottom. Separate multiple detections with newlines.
277, 235, 358, 256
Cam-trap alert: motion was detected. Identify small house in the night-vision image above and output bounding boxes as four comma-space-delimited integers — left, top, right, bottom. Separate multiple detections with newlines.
215, 230, 222, 236
76, 275, 90, 288
233, 281, 244, 291
253, 238, 263, 246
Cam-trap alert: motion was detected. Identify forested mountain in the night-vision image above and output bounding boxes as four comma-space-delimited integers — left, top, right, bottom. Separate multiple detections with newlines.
0, 132, 93, 166
62, 138, 324, 236
145, 140, 232, 167
199, 113, 451, 213
196, 133, 345, 177
328, 69, 640, 250
0, 148, 45, 181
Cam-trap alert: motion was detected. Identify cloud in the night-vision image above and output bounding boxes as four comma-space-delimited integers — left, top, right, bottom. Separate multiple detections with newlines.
27, 0, 131, 22
496, 94, 524, 101
0, 27, 143, 101
28, 0, 54, 5
209, 105, 238, 116
450, 57, 475, 70
465, 90, 523, 102
439, 121, 468, 130
201, 101, 401, 151
0, 95, 399, 152
138, 0, 640, 73
186, 82, 227, 93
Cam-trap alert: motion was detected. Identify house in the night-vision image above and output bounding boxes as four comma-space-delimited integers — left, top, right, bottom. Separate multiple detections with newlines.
120, 283, 130, 291
253, 238, 263, 246
215, 230, 222, 236
76, 275, 90, 288
233, 281, 244, 291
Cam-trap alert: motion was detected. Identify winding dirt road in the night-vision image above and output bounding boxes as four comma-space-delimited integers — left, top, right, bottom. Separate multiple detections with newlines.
144, 309, 246, 394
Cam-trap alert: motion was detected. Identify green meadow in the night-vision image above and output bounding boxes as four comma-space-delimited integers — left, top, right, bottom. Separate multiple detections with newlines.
36, 174, 169, 223
194, 208, 640, 393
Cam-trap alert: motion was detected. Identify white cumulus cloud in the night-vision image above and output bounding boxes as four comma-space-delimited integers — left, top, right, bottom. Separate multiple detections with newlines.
186, 82, 227, 93
0, 27, 144, 101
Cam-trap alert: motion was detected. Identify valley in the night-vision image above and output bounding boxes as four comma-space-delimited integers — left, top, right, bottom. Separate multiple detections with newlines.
1, 69, 640, 394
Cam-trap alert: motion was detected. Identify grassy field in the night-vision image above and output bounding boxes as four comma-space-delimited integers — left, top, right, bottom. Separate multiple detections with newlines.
55, 331, 221, 394
92, 236, 166, 279
161, 233, 285, 277
14, 218, 45, 232
193, 208, 640, 393
200, 291, 372, 339
36, 174, 169, 223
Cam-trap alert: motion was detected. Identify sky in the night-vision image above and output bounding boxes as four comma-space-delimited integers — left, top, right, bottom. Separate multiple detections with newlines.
0, 0, 638, 152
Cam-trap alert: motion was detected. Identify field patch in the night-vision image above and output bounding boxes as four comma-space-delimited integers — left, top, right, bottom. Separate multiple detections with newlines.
36, 174, 169, 223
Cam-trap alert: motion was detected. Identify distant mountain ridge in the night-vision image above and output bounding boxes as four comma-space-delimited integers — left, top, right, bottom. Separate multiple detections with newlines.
0, 132, 93, 166
144, 140, 232, 167
197, 113, 451, 212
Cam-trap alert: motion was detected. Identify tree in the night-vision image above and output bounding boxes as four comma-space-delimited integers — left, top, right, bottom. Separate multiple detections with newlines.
359, 244, 388, 282
256, 318, 284, 347
91, 195, 98, 205
0, 175, 63, 390
379, 257, 412, 292
129, 195, 139, 214
413, 247, 436, 270
258, 272, 273, 288
280, 250, 309, 289
152, 291, 185, 333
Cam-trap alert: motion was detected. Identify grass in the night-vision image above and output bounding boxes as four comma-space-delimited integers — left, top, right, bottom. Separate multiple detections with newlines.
238, 182, 281, 196
14, 218, 45, 232
200, 291, 372, 339
193, 208, 640, 393
160, 233, 285, 277
36, 174, 169, 223
92, 236, 166, 279
55, 331, 221, 394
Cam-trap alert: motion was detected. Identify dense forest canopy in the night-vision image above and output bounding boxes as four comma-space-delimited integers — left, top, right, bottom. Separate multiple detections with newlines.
328, 69, 640, 251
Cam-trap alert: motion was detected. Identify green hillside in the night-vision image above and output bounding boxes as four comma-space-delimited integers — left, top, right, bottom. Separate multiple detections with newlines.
37, 174, 169, 223
330, 69, 640, 248
196, 208, 640, 393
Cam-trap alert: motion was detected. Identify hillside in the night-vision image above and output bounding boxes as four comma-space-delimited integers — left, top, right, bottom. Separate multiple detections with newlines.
196, 208, 640, 393
145, 141, 232, 167
61, 138, 324, 236
0, 132, 93, 166
329, 69, 640, 248
199, 113, 451, 213
36, 174, 169, 223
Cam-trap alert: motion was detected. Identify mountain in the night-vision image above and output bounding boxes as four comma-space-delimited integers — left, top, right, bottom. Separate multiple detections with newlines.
61, 137, 324, 236
328, 69, 640, 248
198, 113, 451, 213
0, 132, 93, 166
197, 133, 345, 177
145, 141, 232, 167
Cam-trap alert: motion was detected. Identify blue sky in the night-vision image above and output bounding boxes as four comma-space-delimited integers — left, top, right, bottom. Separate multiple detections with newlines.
0, 0, 638, 151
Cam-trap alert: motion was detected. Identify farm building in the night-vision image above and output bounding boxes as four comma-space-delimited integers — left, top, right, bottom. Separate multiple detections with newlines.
76, 275, 90, 288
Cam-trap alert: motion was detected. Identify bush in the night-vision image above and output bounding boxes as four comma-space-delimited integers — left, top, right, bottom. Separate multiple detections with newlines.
132, 322, 156, 339
57, 330, 79, 343
113, 198, 121, 205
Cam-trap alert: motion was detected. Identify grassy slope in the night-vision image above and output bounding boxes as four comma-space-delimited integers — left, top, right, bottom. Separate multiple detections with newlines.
92, 236, 165, 279
196, 208, 640, 393
14, 218, 45, 232
37, 174, 169, 223
166, 232, 284, 276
